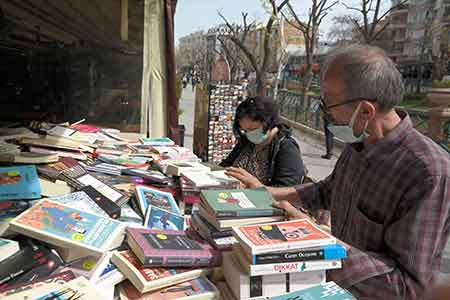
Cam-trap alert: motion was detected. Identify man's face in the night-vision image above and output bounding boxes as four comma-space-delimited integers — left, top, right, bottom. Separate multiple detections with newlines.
321, 76, 356, 125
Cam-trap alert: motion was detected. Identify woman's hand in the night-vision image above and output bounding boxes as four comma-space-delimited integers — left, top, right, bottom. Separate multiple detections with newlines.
225, 167, 264, 189
272, 200, 311, 220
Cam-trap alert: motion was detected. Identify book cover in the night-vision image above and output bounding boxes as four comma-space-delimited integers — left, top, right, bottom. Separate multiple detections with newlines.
29, 146, 88, 160
268, 282, 356, 300
233, 219, 336, 255
10, 199, 125, 256
223, 252, 326, 300
53, 252, 112, 282
119, 204, 144, 227
81, 185, 122, 219
76, 173, 128, 206
82, 161, 129, 176
144, 206, 185, 231
251, 243, 347, 265
39, 178, 72, 198
165, 161, 210, 176
200, 188, 282, 218
98, 154, 149, 168
140, 137, 175, 146
112, 250, 209, 293
119, 277, 218, 300
50, 191, 109, 218
0, 152, 59, 164
0, 238, 19, 263
135, 185, 181, 216
0, 165, 41, 200
122, 169, 170, 184
182, 170, 240, 188
126, 228, 222, 268
34, 276, 104, 300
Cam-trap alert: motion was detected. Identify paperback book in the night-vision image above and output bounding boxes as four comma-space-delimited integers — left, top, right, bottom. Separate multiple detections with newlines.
34, 276, 104, 300
0, 165, 41, 200
0, 238, 19, 263
122, 168, 170, 184
49, 191, 110, 218
9, 199, 126, 258
81, 185, 122, 219
268, 281, 356, 300
165, 161, 210, 176
139, 137, 175, 146
135, 185, 181, 216
232, 219, 336, 255
144, 206, 185, 231
54, 252, 112, 282
112, 250, 209, 293
126, 228, 222, 267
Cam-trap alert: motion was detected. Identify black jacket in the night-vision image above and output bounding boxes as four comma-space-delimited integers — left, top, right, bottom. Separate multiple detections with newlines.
220, 124, 305, 187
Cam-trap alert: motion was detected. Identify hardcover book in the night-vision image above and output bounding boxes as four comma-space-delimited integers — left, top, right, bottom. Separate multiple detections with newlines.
118, 277, 219, 300
0, 165, 41, 200
268, 281, 356, 300
200, 187, 282, 218
112, 250, 209, 293
223, 252, 326, 300
126, 228, 222, 268
9, 199, 126, 258
144, 206, 185, 231
135, 185, 181, 216
0, 238, 19, 263
0, 270, 75, 300
232, 219, 336, 255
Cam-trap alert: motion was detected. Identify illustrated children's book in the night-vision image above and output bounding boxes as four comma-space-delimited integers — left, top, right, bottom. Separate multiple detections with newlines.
144, 206, 185, 231
9, 199, 125, 257
233, 219, 336, 255
0, 165, 41, 200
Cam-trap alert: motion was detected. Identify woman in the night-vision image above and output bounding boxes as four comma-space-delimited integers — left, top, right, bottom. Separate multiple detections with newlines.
221, 96, 305, 187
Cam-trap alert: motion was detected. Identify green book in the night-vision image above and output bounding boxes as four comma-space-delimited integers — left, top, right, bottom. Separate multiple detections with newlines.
200, 188, 283, 218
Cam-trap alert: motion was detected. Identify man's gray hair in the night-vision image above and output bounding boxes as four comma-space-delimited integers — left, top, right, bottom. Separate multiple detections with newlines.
321, 44, 404, 111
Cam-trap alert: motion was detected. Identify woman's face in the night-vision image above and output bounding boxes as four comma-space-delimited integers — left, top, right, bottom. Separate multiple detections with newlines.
239, 117, 264, 133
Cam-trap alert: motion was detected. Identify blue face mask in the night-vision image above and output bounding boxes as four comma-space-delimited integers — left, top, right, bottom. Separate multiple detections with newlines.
327, 102, 369, 144
245, 127, 268, 144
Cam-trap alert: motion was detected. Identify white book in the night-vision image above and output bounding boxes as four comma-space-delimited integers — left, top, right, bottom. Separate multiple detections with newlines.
10, 199, 126, 258
181, 170, 240, 188
165, 161, 210, 176
34, 276, 104, 300
0, 238, 19, 262
223, 252, 326, 300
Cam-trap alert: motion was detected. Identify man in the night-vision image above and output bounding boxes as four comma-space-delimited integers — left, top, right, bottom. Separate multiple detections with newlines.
226, 45, 450, 299
321, 116, 334, 159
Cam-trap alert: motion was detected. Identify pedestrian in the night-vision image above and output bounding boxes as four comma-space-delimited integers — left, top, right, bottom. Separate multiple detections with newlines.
191, 76, 196, 92
321, 117, 334, 159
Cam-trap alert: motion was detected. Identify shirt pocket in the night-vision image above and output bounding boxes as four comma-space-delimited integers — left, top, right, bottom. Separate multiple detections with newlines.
349, 208, 385, 253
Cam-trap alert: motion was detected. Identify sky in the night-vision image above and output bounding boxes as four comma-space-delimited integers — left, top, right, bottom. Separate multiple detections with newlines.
174, 0, 351, 44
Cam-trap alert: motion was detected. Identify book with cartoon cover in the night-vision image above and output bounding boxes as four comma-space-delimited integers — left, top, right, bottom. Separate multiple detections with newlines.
233, 219, 336, 255
0, 165, 41, 200
135, 185, 181, 216
9, 199, 126, 257
268, 281, 356, 300
144, 206, 185, 231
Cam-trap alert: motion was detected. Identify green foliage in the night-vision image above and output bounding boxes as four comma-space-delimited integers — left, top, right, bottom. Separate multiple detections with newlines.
432, 80, 450, 88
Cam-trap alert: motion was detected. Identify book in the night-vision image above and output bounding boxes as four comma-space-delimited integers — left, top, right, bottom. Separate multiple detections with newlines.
0, 239, 19, 263
98, 154, 149, 169
0, 240, 52, 288
39, 178, 72, 197
152, 158, 201, 174
0, 165, 41, 200
165, 161, 210, 176
144, 206, 185, 231
151, 146, 197, 160
19, 136, 92, 153
191, 212, 233, 239
9, 199, 126, 258
232, 219, 336, 255
122, 168, 170, 184
30, 146, 88, 160
223, 252, 326, 300
80, 161, 130, 176
119, 277, 219, 300
139, 137, 175, 146
81, 185, 122, 219
248, 243, 347, 265
95, 144, 132, 156
0, 270, 76, 300
135, 185, 181, 216
200, 187, 283, 218
268, 281, 356, 300
54, 252, 112, 282
198, 205, 284, 231
0, 152, 59, 164
112, 250, 210, 293
126, 228, 222, 268
0, 127, 39, 141
35, 276, 105, 300
0, 201, 30, 236
190, 213, 236, 250
46, 125, 76, 137
76, 173, 128, 206
181, 170, 240, 189
49, 191, 109, 218
119, 204, 144, 228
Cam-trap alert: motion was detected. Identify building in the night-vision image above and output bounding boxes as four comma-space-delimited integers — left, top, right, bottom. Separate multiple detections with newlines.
404, 0, 434, 59
387, 2, 409, 62
177, 30, 207, 72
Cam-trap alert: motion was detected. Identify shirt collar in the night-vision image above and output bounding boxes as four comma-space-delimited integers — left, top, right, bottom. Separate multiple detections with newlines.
353, 109, 413, 161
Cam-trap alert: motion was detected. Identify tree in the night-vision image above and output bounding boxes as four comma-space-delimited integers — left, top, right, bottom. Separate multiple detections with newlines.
281, 0, 338, 106
343, 0, 408, 45
327, 15, 357, 43
218, 0, 290, 96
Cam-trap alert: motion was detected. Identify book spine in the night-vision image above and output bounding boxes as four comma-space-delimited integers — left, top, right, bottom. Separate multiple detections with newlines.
215, 208, 283, 218
253, 245, 346, 265
143, 255, 221, 268
248, 259, 342, 276
250, 238, 337, 255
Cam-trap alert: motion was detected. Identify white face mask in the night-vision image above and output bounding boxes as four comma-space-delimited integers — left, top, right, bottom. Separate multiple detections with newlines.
327, 102, 369, 143
245, 127, 268, 144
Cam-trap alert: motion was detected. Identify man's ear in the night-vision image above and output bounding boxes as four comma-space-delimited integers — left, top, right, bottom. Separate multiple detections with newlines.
361, 101, 376, 121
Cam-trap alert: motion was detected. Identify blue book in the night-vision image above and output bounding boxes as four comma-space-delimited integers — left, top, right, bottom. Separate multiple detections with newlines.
144, 205, 185, 231
270, 282, 356, 300
135, 185, 181, 216
252, 243, 347, 265
0, 165, 41, 200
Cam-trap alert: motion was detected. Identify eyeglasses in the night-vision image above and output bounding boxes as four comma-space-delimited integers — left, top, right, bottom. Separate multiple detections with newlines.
319, 96, 376, 122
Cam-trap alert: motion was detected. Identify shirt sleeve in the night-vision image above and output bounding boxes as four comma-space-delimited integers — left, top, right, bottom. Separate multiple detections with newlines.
294, 173, 334, 211
328, 175, 450, 299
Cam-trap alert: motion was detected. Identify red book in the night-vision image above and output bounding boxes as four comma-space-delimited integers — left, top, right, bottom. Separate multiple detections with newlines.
126, 228, 222, 268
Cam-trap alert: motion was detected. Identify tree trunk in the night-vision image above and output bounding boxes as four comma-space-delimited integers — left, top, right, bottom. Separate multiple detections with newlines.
256, 71, 267, 96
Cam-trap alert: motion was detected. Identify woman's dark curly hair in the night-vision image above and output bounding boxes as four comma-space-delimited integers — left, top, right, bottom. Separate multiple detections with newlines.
233, 96, 281, 140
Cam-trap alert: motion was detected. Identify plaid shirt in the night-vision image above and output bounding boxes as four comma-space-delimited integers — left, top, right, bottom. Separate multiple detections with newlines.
295, 111, 450, 299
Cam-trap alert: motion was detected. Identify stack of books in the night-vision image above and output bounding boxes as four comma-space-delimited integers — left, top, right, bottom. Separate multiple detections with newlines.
219, 218, 347, 299
191, 188, 284, 250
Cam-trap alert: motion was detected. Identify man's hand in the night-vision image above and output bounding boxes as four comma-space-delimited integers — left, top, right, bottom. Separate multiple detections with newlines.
273, 200, 311, 220
225, 167, 264, 189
